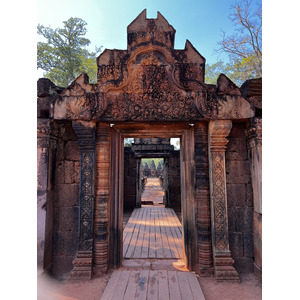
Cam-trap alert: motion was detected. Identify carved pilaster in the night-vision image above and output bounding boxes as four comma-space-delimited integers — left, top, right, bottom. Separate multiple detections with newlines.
93, 123, 111, 275
70, 121, 96, 280
194, 123, 214, 276
208, 120, 239, 282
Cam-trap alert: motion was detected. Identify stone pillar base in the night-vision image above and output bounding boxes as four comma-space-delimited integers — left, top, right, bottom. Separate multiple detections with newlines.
214, 251, 240, 282
198, 240, 214, 276
199, 267, 214, 277
69, 251, 93, 280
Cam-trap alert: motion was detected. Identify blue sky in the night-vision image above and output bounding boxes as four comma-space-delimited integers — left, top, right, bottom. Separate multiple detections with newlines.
37, 0, 261, 76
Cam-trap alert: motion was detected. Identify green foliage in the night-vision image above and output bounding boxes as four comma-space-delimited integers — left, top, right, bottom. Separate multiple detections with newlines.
207, 0, 262, 87
225, 55, 260, 86
37, 17, 101, 87
205, 61, 226, 85
205, 55, 260, 86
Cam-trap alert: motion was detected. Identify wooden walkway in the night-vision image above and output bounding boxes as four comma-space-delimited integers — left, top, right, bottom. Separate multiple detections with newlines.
100, 269, 206, 300
123, 207, 183, 259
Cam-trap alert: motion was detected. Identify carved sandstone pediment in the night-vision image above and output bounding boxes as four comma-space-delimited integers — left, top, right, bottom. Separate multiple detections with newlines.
53, 11, 254, 122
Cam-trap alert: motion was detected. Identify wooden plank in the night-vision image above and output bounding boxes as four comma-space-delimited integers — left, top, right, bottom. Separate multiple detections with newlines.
112, 270, 131, 299
123, 270, 140, 300
123, 209, 138, 256
124, 208, 142, 258
100, 270, 122, 300
147, 270, 159, 300
166, 208, 183, 258
169, 208, 183, 234
140, 208, 150, 258
177, 272, 193, 300
158, 270, 169, 300
133, 208, 147, 258
186, 272, 206, 300
155, 208, 164, 258
124, 207, 184, 260
125, 208, 145, 258
135, 269, 149, 300
167, 208, 182, 258
161, 208, 179, 258
123, 208, 138, 241
149, 208, 157, 258
158, 208, 172, 258
167, 271, 181, 300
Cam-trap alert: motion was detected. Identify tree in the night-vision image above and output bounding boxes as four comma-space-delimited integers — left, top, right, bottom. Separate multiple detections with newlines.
37, 17, 101, 87
205, 61, 226, 85
206, 0, 262, 86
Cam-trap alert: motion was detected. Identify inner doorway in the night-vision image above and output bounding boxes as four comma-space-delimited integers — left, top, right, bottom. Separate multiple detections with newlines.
139, 157, 166, 208
109, 123, 196, 271
123, 137, 183, 259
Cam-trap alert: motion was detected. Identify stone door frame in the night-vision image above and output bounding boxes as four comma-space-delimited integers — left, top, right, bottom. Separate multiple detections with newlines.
108, 123, 196, 271
133, 155, 170, 208
70, 121, 240, 281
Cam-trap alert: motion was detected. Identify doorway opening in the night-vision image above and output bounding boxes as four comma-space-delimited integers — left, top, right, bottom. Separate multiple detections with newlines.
122, 137, 182, 260
109, 123, 196, 270
141, 158, 165, 207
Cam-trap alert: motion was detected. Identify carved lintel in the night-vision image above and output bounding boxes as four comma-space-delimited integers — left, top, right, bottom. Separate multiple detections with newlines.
208, 120, 239, 281
69, 250, 93, 280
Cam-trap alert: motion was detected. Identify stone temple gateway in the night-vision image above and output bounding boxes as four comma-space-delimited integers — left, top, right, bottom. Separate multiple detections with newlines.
37, 10, 262, 282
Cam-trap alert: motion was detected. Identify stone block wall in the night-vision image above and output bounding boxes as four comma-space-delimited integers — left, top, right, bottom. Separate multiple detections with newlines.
52, 122, 80, 278
226, 122, 254, 273
37, 78, 64, 274
168, 151, 181, 212
124, 148, 137, 210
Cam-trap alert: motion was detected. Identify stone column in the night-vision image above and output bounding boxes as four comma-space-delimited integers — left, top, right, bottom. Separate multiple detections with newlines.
93, 123, 111, 274
208, 120, 239, 282
70, 121, 96, 280
37, 118, 57, 274
180, 127, 197, 270
246, 118, 262, 279
194, 122, 214, 276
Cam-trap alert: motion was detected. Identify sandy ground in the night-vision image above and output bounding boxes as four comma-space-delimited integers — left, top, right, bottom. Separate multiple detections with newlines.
199, 273, 261, 300
37, 271, 112, 300
38, 270, 261, 300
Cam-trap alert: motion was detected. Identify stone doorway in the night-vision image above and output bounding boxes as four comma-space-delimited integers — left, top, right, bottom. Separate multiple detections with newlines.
40, 10, 259, 282
107, 123, 196, 271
